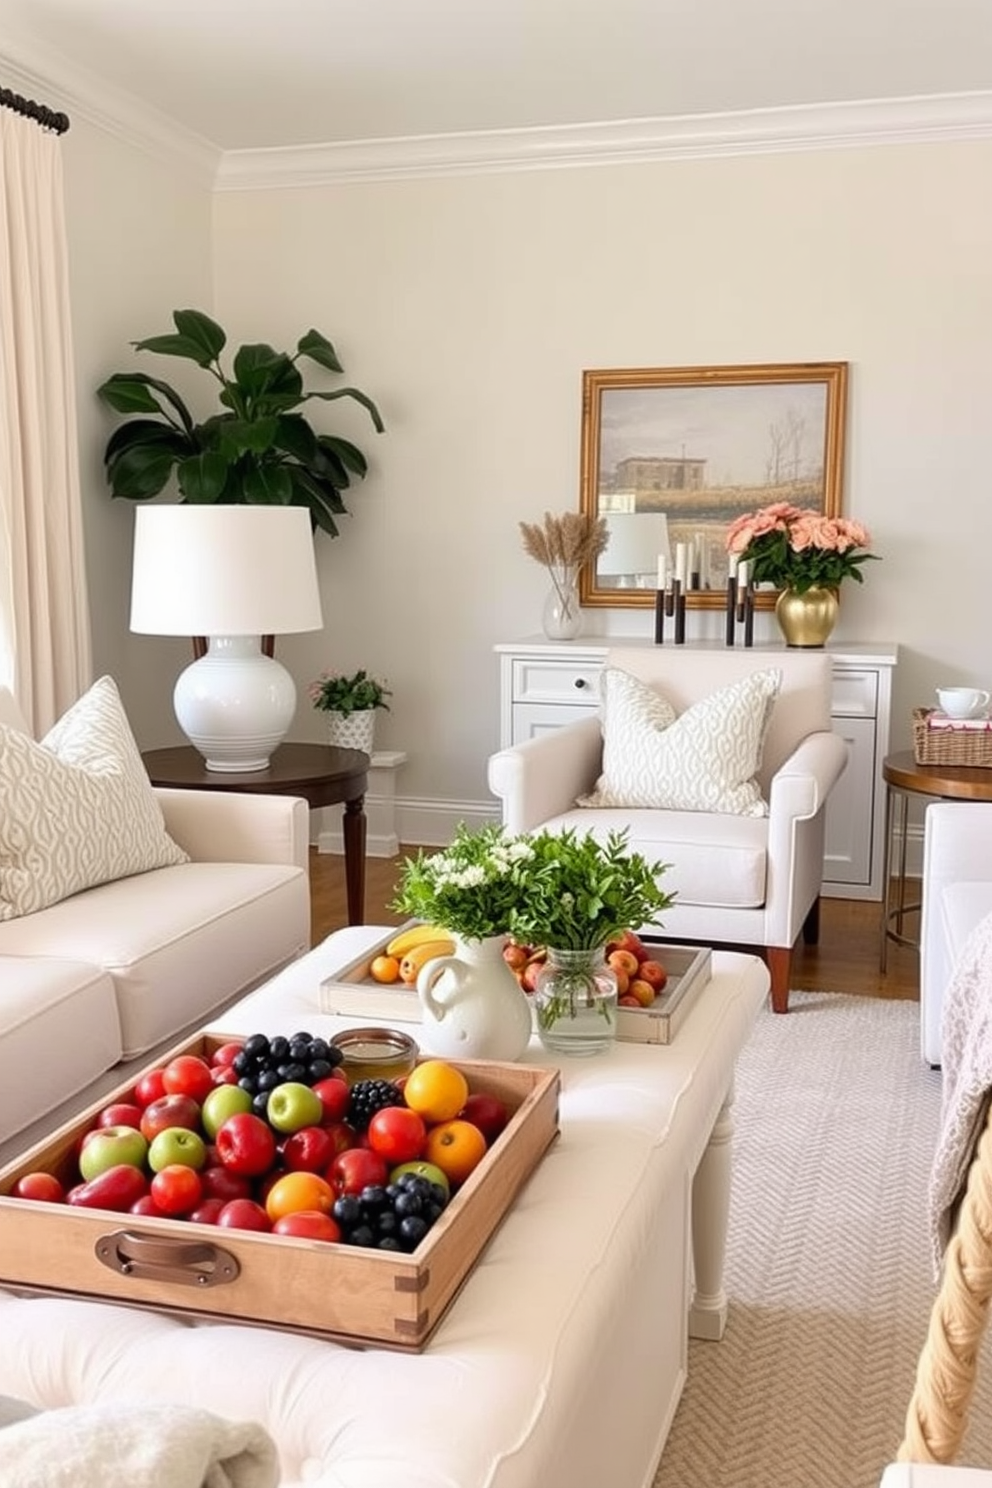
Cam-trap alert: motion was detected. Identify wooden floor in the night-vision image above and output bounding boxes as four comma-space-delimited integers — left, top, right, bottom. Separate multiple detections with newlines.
309, 847, 921, 1002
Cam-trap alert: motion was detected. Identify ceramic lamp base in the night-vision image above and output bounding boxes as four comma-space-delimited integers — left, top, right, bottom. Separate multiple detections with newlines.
173, 635, 296, 772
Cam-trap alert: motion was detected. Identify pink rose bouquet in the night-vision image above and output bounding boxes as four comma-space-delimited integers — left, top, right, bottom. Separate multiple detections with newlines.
726, 502, 878, 593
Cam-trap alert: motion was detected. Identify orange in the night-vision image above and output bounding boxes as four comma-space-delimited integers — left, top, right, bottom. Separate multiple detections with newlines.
370, 954, 401, 984
402, 1060, 469, 1124
422, 1119, 487, 1188
264, 1171, 334, 1223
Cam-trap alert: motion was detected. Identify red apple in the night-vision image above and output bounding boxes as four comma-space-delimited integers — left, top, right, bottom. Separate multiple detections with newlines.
502, 942, 529, 972
326, 1147, 389, 1195
129, 1193, 169, 1217
211, 1065, 241, 1087
150, 1163, 203, 1216
214, 1112, 277, 1177
272, 1211, 342, 1242
162, 1054, 215, 1104
210, 1041, 244, 1070
459, 1092, 510, 1143
216, 1198, 271, 1232
139, 1093, 202, 1142
321, 1121, 358, 1157
12, 1171, 65, 1203
311, 1076, 351, 1125
281, 1124, 337, 1173
96, 1102, 144, 1131
133, 1068, 168, 1108
200, 1164, 253, 1203
188, 1197, 228, 1226
638, 959, 668, 992
520, 961, 543, 994
607, 929, 649, 962
618, 994, 641, 1008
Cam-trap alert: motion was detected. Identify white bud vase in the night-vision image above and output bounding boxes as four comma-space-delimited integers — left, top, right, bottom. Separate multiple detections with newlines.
416, 934, 534, 1062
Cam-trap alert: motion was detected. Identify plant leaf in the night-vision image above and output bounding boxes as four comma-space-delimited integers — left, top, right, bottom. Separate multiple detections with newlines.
317, 434, 368, 479
304, 387, 385, 433
97, 373, 195, 432
104, 420, 192, 464
240, 464, 294, 505
297, 329, 344, 374
105, 441, 182, 500
216, 417, 281, 457
177, 450, 232, 502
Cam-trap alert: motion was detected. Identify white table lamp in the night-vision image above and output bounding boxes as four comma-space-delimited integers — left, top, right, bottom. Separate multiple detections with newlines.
130, 505, 323, 773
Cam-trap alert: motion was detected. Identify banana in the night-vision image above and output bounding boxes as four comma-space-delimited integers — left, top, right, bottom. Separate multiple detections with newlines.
399, 939, 455, 985
386, 923, 455, 959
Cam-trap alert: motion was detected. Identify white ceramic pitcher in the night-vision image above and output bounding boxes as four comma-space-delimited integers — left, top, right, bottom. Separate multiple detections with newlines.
416, 934, 534, 1062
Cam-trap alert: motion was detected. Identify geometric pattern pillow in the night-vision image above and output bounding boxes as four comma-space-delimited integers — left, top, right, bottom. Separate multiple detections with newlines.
0, 675, 188, 920
578, 665, 782, 817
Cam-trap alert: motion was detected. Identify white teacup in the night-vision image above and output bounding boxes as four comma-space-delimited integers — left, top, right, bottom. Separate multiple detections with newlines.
936, 686, 990, 720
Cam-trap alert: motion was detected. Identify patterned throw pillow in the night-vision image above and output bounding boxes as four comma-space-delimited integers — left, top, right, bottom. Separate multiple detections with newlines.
578, 666, 783, 817
0, 675, 188, 920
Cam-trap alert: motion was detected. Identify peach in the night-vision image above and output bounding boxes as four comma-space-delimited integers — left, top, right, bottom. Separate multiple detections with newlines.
638, 959, 668, 992
607, 949, 640, 979
627, 978, 656, 1008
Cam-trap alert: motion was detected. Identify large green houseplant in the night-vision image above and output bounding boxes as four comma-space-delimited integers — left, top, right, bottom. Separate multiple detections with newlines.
96, 308, 384, 536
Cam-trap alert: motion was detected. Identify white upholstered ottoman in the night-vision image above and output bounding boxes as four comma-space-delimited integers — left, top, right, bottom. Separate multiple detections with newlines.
0, 929, 768, 1488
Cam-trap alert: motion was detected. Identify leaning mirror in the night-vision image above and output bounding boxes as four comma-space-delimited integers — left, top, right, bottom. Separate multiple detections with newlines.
578, 362, 848, 609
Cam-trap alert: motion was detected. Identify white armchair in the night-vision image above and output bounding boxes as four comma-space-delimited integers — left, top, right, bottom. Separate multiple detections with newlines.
488, 646, 848, 1013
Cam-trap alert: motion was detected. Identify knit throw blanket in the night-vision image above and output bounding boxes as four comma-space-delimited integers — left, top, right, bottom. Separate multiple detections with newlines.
0, 1401, 279, 1488
927, 908, 992, 1276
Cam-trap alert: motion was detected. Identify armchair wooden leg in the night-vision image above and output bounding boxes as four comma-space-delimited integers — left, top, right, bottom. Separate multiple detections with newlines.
766, 947, 792, 1014
802, 896, 821, 946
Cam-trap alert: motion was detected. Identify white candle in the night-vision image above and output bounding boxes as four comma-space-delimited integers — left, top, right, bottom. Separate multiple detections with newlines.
656, 555, 668, 591
737, 559, 750, 590
728, 552, 739, 582
676, 542, 688, 586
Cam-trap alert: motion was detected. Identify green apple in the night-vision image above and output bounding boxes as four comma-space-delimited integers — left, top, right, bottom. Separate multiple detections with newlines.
148, 1126, 207, 1173
266, 1081, 323, 1134
389, 1159, 451, 1200
201, 1083, 253, 1140
79, 1125, 149, 1182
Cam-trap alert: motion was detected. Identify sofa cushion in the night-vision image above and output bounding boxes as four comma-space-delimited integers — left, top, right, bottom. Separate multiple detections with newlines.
0, 676, 188, 921
538, 806, 768, 909
0, 862, 309, 1057
579, 665, 782, 817
0, 958, 122, 1145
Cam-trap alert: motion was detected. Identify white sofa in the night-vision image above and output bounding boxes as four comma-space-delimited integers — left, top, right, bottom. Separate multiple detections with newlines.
0, 684, 311, 1151
920, 801, 992, 1067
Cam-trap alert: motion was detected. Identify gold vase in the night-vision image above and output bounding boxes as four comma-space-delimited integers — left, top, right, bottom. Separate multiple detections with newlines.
775, 586, 839, 648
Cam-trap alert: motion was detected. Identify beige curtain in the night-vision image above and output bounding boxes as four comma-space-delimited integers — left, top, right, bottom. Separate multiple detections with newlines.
0, 107, 91, 735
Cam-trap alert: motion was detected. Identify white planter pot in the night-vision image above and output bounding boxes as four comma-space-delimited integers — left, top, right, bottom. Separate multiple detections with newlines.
325, 709, 376, 754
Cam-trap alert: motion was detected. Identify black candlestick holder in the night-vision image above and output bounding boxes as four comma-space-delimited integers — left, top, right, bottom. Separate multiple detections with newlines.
654, 589, 665, 644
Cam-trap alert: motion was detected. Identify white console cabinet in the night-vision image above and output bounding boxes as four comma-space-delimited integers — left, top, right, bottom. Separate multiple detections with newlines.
495, 638, 898, 901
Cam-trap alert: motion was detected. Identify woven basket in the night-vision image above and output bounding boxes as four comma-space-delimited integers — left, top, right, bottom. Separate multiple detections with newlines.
912, 707, 992, 767
325, 709, 376, 755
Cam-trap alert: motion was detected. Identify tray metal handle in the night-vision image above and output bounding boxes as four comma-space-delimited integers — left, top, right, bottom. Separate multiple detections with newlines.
95, 1230, 240, 1288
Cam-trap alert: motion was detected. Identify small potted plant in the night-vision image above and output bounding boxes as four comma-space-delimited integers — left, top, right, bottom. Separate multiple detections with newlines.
308, 669, 391, 754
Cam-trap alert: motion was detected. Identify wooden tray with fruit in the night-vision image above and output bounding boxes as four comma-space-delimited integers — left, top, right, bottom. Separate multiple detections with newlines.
0, 1028, 560, 1352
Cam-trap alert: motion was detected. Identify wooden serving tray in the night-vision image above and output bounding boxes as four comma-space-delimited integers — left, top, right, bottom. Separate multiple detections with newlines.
0, 1029, 560, 1352
320, 929, 712, 1045
614, 945, 712, 1045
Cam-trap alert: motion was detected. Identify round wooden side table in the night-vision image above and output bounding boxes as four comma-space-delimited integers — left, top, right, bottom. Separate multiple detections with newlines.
880, 750, 992, 970
142, 743, 369, 926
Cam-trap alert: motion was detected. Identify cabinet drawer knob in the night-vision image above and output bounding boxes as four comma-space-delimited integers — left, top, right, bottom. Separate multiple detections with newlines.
574, 678, 587, 690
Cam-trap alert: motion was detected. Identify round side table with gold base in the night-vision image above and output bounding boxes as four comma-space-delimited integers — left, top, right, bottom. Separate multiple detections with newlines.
880, 750, 992, 971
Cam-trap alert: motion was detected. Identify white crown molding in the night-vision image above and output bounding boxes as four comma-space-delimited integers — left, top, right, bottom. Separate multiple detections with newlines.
215, 91, 992, 191
4, 28, 992, 194
0, 41, 220, 188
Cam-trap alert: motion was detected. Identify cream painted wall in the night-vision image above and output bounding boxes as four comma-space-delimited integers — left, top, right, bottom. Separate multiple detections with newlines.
212, 138, 992, 818
59, 119, 213, 744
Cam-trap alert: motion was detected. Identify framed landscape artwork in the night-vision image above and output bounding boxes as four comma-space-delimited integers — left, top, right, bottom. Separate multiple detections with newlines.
578, 362, 849, 610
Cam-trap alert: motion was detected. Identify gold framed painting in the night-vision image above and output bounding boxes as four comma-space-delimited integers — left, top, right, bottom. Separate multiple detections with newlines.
578, 362, 848, 610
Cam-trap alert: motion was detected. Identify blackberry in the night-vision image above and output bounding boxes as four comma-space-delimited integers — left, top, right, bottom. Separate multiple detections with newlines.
347, 1078, 405, 1131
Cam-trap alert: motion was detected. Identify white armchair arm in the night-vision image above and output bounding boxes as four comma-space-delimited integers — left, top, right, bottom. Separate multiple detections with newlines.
764, 730, 848, 944
921, 801, 992, 1066
488, 718, 603, 832
767, 730, 849, 821
154, 789, 310, 872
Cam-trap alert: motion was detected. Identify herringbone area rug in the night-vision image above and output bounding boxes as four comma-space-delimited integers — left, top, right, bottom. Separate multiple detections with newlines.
653, 991, 992, 1488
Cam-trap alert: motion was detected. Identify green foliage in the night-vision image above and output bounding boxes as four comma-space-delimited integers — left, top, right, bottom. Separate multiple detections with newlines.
96, 308, 384, 537
308, 669, 391, 716
505, 827, 673, 950
392, 823, 673, 948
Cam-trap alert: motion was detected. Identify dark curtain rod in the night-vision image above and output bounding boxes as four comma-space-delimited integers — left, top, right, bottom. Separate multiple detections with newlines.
0, 84, 70, 135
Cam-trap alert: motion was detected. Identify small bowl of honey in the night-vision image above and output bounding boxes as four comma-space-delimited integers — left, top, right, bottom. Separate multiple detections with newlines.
334, 1026, 419, 1084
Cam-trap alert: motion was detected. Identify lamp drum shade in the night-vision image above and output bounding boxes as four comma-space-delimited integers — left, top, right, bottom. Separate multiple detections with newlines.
130, 505, 323, 637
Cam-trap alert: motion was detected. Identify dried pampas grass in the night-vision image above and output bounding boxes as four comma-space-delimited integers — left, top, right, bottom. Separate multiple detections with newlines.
519, 511, 609, 575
